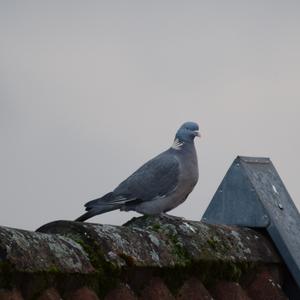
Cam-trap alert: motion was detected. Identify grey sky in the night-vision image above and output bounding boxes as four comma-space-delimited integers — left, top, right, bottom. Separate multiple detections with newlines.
1, 1, 300, 230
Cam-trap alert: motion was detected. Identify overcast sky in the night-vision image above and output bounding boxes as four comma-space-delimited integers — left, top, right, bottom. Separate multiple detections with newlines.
1, 1, 300, 230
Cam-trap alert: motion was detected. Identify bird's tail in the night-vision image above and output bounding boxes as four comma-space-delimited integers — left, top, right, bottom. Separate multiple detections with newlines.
75, 192, 121, 222
75, 206, 117, 222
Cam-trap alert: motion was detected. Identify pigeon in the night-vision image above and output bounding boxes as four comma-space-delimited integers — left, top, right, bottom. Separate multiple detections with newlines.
75, 121, 200, 222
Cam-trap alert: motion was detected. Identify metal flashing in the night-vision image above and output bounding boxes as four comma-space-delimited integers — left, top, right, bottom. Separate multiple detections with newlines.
202, 156, 300, 291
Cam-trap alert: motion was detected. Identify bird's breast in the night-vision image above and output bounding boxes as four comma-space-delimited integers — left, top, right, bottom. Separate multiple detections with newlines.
178, 145, 199, 186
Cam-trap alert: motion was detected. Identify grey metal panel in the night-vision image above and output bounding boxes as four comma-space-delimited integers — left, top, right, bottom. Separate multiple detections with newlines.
202, 156, 300, 289
202, 157, 269, 227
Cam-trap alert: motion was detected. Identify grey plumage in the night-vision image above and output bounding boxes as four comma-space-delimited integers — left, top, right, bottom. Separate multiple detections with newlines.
76, 121, 200, 222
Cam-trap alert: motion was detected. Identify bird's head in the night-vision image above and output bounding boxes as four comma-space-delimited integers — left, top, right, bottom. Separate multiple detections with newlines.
175, 122, 201, 143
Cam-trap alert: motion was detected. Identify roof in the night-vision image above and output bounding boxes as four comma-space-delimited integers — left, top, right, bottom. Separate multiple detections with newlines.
0, 215, 287, 299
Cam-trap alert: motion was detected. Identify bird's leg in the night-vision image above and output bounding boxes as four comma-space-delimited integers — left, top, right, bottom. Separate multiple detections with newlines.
159, 213, 185, 221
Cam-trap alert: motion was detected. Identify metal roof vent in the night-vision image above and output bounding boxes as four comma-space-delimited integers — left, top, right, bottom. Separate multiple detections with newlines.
202, 156, 300, 295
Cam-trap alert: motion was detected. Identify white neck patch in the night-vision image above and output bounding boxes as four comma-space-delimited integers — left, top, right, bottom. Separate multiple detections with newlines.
171, 138, 184, 150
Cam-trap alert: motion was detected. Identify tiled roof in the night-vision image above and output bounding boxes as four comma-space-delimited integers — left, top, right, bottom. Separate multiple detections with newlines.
0, 215, 288, 299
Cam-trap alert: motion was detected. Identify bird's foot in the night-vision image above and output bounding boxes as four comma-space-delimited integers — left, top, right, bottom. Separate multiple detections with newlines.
159, 213, 185, 221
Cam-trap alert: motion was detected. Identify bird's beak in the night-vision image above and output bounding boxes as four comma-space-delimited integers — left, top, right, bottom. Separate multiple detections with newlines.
194, 131, 201, 138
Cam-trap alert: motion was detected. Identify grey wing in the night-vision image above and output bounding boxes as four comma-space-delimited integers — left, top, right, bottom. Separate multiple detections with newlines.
113, 151, 180, 203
